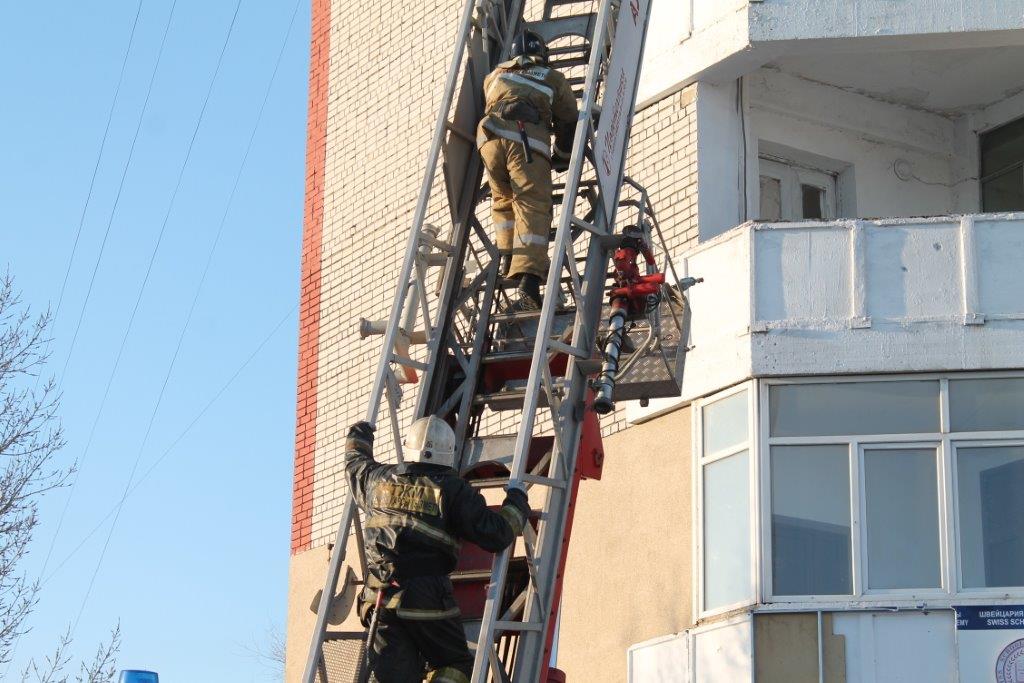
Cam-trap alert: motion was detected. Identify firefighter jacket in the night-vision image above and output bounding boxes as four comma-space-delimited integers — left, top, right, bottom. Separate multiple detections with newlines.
476, 56, 578, 160
344, 441, 530, 588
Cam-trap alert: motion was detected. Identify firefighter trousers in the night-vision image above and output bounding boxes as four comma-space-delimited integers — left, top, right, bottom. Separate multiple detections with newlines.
479, 137, 552, 279
365, 577, 472, 682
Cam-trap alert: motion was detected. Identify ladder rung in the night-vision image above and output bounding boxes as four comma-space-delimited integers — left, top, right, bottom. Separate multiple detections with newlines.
445, 119, 475, 144
472, 388, 554, 410
546, 339, 588, 359
489, 307, 576, 324
392, 354, 429, 371
521, 473, 565, 489
480, 350, 533, 364
450, 569, 493, 581
570, 216, 602, 235
493, 620, 543, 633
468, 477, 512, 489
419, 233, 453, 253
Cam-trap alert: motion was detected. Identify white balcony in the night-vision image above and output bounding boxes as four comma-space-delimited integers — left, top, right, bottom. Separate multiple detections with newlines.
670, 213, 1024, 403
639, 0, 1024, 105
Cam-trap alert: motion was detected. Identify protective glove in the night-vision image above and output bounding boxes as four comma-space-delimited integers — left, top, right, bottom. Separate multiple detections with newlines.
500, 486, 530, 535
346, 421, 375, 454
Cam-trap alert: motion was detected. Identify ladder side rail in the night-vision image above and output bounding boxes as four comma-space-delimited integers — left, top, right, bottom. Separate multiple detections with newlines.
364, 0, 479, 427
469, 1, 617, 679
517, 6, 660, 664
451, 255, 501, 462
303, 1, 486, 677
513, 226, 613, 680
507, 0, 614, 495
301, 495, 359, 683
415, 1, 526, 446
596, 5, 656, 240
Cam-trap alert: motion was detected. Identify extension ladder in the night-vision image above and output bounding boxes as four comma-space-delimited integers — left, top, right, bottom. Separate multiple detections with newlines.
301, 0, 688, 680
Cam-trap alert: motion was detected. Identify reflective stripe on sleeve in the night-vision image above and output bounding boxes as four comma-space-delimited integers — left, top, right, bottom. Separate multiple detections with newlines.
493, 220, 515, 233
427, 666, 470, 683
499, 503, 526, 535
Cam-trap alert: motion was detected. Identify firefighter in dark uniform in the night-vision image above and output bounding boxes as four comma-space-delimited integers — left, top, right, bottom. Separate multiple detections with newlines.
345, 416, 530, 682
477, 30, 578, 309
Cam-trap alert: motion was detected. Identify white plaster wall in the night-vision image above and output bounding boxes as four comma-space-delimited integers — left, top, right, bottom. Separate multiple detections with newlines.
749, 0, 1024, 43
628, 633, 690, 682
692, 616, 753, 682
638, 0, 1024, 106
695, 80, 757, 240
748, 69, 957, 219
680, 230, 751, 401
631, 214, 1024, 422
749, 215, 1024, 377
831, 611, 956, 682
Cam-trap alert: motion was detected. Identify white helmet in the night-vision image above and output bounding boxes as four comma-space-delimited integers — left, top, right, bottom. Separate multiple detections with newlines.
404, 415, 456, 468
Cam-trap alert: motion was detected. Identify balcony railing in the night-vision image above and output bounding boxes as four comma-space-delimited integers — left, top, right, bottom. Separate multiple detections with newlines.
674, 213, 1024, 402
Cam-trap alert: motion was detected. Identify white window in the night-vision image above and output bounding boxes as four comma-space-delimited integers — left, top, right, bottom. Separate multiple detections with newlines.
955, 444, 1024, 588
764, 374, 1024, 604
758, 158, 837, 221
770, 444, 851, 596
698, 386, 754, 615
862, 446, 942, 591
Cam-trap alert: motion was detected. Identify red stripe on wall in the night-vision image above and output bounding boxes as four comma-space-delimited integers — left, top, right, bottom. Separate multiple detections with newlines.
292, 0, 330, 554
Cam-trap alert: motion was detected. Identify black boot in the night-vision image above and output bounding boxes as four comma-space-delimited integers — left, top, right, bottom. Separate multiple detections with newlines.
516, 273, 542, 311
499, 254, 512, 278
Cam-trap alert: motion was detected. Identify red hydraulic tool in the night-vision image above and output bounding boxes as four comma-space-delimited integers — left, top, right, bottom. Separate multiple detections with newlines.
593, 224, 668, 414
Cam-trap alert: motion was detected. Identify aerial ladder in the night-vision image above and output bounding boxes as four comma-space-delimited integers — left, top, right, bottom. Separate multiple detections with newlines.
301, 0, 696, 680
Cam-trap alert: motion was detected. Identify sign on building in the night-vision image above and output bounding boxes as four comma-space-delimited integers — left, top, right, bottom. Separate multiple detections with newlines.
956, 606, 1024, 682
593, 0, 651, 222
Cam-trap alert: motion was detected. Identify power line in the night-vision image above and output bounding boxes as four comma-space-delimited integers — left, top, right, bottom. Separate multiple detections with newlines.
39, 0, 181, 579
43, 0, 298, 581
69, 0, 246, 636
41, 302, 297, 588
2, 5, 150, 674
52, 0, 145, 322
56, 0, 180, 383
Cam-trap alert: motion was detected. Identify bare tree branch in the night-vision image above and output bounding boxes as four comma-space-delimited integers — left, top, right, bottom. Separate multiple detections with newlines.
1, 273, 118, 678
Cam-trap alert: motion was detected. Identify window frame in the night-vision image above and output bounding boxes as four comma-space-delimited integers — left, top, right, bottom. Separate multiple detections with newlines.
694, 381, 759, 620
758, 157, 837, 221
758, 372, 1024, 610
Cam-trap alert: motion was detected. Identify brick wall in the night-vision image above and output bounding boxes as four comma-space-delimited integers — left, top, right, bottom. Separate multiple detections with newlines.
292, 0, 330, 554
299, 0, 699, 550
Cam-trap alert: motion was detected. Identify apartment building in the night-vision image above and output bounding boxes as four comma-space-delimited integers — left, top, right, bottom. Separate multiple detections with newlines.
287, 1, 1024, 680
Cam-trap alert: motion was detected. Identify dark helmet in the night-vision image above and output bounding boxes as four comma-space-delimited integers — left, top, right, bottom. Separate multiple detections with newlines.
511, 30, 548, 63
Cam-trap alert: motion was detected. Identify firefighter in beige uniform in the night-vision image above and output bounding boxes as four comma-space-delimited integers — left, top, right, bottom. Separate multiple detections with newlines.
477, 30, 578, 309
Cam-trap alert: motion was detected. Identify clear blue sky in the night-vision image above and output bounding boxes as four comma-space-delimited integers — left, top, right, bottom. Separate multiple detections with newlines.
1, 1, 308, 679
